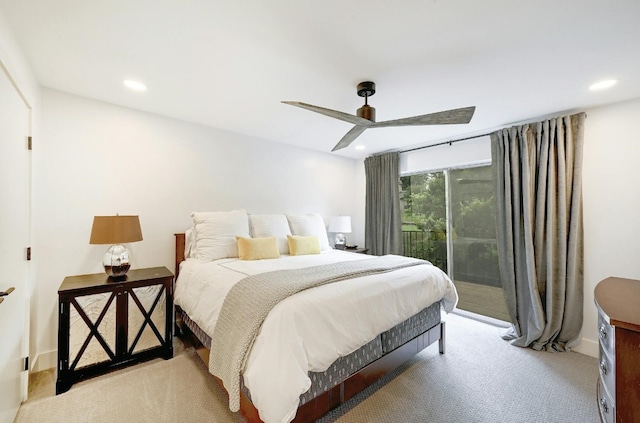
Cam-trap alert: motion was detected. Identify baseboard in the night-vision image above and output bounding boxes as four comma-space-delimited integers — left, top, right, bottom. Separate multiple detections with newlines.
572, 338, 598, 358
33, 349, 57, 373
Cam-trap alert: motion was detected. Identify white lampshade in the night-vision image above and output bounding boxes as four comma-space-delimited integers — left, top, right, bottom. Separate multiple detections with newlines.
328, 216, 352, 234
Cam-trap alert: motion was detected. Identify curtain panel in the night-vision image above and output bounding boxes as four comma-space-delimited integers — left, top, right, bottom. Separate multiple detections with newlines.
364, 152, 403, 256
491, 112, 585, 351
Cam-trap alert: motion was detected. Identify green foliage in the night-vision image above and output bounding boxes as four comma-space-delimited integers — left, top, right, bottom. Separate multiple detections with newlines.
458, 197, 496, 238
401, 172, 448, 270
401, 172, 446, 233
449, 166, 496, 238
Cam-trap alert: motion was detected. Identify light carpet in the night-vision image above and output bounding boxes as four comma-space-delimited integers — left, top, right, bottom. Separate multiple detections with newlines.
15, 313, 599, 423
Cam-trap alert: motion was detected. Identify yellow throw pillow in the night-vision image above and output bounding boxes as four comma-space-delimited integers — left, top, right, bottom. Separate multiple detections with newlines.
236, 236, 280, 260
287, 235, 321, 256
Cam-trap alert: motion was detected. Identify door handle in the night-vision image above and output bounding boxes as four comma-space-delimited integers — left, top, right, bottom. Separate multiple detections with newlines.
0, 287, 15, 297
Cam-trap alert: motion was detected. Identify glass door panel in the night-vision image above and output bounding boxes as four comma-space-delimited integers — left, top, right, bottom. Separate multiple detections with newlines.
449, 166, 509, 322
401, 165, 511, 323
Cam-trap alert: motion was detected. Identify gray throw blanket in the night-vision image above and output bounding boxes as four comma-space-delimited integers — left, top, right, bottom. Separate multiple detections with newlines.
210, 254, 429, 411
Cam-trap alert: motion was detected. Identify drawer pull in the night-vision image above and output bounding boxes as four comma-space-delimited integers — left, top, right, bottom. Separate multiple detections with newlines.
599, 325, 608, 339
600, 360, 608, 375
600, 397, 609, 414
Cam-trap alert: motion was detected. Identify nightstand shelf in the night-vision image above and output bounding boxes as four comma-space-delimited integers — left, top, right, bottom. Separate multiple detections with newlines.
56, 266, 174, 394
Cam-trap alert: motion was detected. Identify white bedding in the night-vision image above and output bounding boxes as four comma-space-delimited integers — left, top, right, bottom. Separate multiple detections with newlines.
174, 250, 458, 423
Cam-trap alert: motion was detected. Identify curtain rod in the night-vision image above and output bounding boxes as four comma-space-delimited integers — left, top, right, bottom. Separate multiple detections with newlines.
400, 109, 587, 154
400, 131, 493, 154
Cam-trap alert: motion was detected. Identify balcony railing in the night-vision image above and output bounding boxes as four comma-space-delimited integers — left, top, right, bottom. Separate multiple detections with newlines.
402, 230, 447, 271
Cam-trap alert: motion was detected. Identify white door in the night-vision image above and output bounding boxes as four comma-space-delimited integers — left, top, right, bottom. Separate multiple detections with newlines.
0, 62, 31, 423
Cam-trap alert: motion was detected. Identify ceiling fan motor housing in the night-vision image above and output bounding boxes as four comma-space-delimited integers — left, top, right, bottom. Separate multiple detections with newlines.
357, 81, 376, 121
357, 104, 375, 122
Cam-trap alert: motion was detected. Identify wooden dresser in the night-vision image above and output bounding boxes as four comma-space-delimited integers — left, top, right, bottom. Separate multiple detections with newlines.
594, 277, 640, 422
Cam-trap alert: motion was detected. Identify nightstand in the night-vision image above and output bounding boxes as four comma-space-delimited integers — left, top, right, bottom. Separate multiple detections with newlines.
56, 266, 174, 394
344, 247, 369, 254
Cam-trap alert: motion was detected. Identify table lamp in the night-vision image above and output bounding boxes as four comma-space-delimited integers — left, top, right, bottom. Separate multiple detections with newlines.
89, 215, 143, 279
328, 216, 351, 250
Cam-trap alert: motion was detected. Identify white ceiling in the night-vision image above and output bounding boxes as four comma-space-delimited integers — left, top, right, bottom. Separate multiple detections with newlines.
2, 0, 639, 159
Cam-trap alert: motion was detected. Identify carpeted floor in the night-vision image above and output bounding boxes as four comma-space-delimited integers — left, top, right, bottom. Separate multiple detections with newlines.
15, 313, 599, 423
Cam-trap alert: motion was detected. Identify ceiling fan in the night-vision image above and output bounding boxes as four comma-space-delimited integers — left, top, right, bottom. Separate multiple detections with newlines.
283, 81, 476, 152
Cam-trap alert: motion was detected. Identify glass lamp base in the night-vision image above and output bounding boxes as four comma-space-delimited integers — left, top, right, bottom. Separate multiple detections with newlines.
334, 233, 346, 250
103, 244, 131, 278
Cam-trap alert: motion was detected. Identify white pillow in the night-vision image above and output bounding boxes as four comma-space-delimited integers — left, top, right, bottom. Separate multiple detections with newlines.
191, 209, 250, 261
249, 214, 292, 255
184, 227, 195, 259
286, 213, 331, 251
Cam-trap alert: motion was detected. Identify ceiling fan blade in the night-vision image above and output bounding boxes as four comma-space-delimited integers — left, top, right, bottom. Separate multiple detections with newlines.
282, 101, 372, 126
372, 106, 476, 128
332, 125, 368, 151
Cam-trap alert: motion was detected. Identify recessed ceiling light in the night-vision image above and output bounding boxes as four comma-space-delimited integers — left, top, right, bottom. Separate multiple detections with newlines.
589, 79, 618, 91
355, 145, 365, 150
123, 79, 147, 91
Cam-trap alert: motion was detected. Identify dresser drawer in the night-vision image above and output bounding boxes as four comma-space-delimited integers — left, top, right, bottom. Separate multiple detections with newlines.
597, 310, 615, 356
597, 377, 616, 423
598, 342, 616, 403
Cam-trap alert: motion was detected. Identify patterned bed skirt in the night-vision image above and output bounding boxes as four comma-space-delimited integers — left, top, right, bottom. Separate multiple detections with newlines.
175, 300, 442, 406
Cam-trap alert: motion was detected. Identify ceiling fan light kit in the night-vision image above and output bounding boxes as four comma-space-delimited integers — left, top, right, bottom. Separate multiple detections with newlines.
283, 81, 476, 152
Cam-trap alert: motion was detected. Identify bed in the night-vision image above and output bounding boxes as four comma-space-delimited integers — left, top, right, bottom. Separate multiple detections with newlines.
173, 211, 458, 423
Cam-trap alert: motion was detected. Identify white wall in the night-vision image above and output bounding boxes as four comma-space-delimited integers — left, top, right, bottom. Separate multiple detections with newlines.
0, 11, 39, 104
33, 89, 362, 370
578, 97, 640, 356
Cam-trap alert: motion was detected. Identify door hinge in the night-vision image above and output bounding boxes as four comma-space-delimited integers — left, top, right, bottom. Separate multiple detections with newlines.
23, 356, 29, 371
27, 136, 32, 150
26, 247, 31, 261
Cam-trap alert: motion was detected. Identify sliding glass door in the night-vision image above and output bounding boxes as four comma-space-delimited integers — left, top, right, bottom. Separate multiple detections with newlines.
401, 165, 509, 322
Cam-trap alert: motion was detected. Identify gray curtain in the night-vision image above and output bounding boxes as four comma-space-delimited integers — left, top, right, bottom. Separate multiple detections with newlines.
364, 152, 402, 256
491, 113, 585, 351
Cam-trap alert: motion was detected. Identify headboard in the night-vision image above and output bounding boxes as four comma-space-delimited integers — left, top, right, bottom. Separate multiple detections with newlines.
174, 233, 185, 279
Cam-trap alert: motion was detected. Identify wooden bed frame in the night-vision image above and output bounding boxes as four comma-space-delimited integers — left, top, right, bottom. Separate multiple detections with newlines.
174, 233, 446, 423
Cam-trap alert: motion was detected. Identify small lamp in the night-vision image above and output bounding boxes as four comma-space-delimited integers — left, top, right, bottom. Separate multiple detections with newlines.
90, 215, 143, 279
328, 216, 352, 250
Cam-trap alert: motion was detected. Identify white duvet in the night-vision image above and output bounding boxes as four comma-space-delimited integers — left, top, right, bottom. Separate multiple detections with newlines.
174, 250, 458, 423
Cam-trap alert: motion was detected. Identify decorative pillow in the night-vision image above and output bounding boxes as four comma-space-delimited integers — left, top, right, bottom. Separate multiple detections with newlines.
249, 214, 292, 255
191, 209, 250, 261
287, 235, 321, 256
236, 236, 280, 260
286, 213, 331, 251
